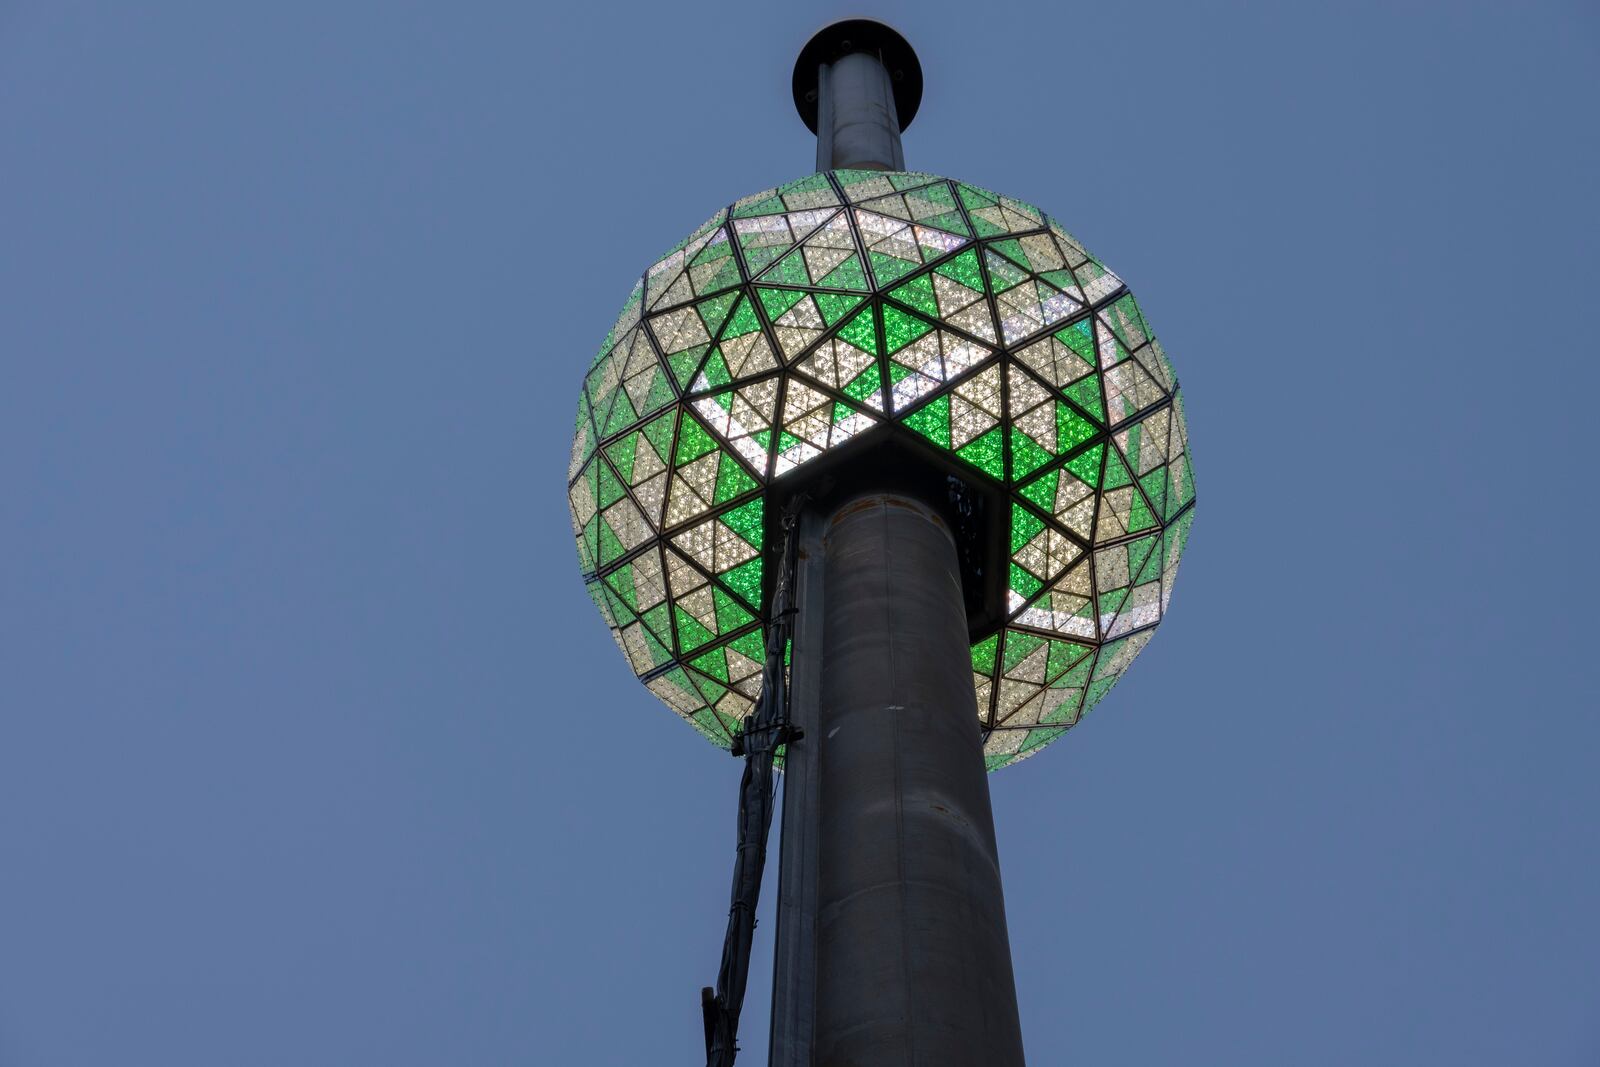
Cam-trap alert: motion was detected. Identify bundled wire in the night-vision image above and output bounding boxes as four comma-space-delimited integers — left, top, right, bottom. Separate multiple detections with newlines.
701, 496, 807, 1067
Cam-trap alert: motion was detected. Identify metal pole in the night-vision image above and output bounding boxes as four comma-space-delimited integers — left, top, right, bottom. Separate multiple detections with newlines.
814, 53, 905, 171
772, 493, 1027, 1067
813, 63, 835, 175
794, 20, 920, 173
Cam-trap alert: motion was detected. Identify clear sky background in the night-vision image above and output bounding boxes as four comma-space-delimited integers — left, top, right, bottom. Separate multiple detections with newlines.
2, 2, 1597, 1065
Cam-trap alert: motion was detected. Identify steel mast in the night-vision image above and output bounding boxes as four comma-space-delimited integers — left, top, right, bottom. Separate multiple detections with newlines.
767, 21, 1027, 1067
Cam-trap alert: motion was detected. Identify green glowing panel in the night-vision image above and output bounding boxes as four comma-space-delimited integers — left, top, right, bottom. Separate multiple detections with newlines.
970, 633, 999, 675
793, 305, 885, 413
645, 223, 740, 311
720, 557, 763, 609
569, 171, 1197, 769
773, 381, 878, 477
1006, 364, 1100, 481
887, 320, 992, 412
735, 209, 835, 276
758, 212, 863, 290
985, 627, 1098, 736
690, 379, 778, 475
856, 206, 970, 290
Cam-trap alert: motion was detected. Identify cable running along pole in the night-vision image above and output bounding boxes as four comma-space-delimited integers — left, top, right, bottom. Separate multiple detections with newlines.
701, 497, 806, 1067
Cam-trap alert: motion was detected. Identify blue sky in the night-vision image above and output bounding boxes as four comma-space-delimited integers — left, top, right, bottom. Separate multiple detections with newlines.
1, 2, 1597, 1064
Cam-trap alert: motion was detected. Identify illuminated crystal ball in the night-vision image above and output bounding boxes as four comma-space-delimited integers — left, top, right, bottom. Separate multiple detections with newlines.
568, 170, 1195, 770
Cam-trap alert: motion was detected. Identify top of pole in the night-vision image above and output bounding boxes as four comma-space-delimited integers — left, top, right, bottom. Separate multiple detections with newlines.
792, 19, 923, 136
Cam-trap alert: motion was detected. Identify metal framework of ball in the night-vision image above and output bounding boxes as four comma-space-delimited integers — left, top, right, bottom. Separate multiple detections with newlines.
568, 170, 1195, 771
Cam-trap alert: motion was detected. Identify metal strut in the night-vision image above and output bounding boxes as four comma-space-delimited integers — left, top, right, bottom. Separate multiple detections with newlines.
701, 497, 808, 1067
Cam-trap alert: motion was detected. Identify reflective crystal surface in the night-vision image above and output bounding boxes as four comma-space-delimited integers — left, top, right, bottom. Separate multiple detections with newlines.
570, 171, 1196, 770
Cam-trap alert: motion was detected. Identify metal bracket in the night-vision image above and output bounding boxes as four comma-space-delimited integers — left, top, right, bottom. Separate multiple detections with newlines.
730, 720, 804, 758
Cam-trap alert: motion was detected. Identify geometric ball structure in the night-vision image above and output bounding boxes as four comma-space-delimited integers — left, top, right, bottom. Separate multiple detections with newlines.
569, 169, 1194, 770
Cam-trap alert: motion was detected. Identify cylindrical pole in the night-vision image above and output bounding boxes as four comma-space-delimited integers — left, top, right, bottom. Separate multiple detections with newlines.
794, 20, 921, 174
805, 492, 1026, 1067
815, 52, 905, 171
